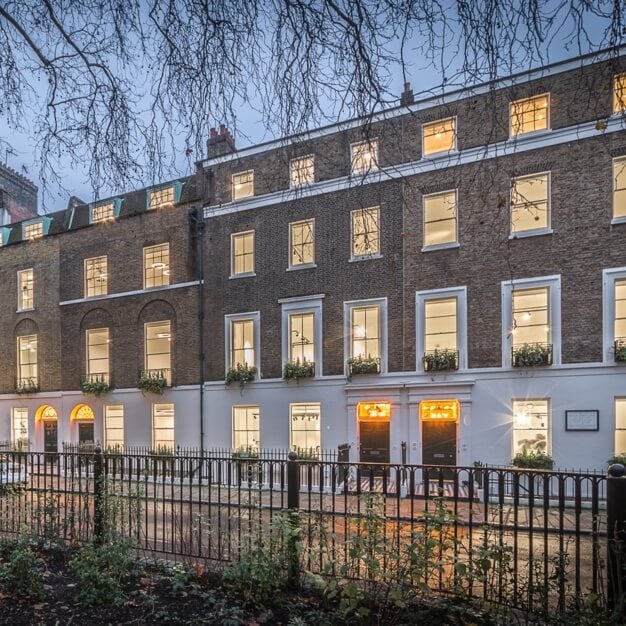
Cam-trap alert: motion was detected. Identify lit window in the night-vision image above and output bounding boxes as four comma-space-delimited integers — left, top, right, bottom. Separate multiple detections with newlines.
91, 202, 115, 223
148, 185, 175, 209
511, 173, 550, 234
11, 408, 29, 450
351, 206, 379, 258
145, 321, 171, 384
290, 155, 314, 187
289, 219, 314, 267
510, 95, 549, 136
144, 243, 170, 288
152, 403, 174, 451
512, 287, 551, 364
231, 319, 255, 368
17, 335, 38, 390
84, 256, 108, 298
613, 158, 626, 221
104, 405, 124, 450
512, 399, 550, 455
350, 140, 378, 175
0, 231, 4, 246
86, 328, 110, 384
290, 403, 321, 455
18, 268, 34, 310
232, 170, 254, 200
616, 279, 626, 349
231, 231, 255, 276
422, 118, 456, 155
289, 312, 315, 363
23, 221, 43, 240
233, 405, 260, 451
424, 297, 458, 357
614, 74, 626, 113
423, 190, 457, 248
616, 399, 626, 455
351, 305, 380, 359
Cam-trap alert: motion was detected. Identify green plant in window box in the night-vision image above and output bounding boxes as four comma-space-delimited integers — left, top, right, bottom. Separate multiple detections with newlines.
148, 444, 174, 457
423, 349, 458, 372
511, 448, 554, 470
347, 355, 380, 380
512, 343, 553, 367
137, 370, 167, 394
293, 446, 320, 460
232, 447, 259, 460
225, 363, 257, 389
608, 453, 626, 466
15, 378, 39, 395
614, 339, 626, 363
283, 358, 315, 381
80, 375, 112, 396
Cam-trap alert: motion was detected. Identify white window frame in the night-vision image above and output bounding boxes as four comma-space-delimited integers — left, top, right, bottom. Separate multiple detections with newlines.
232, 170, 254, 200
143, 243, 170, 289
350, 206, 381, 261
350, 139, 379, 175
86, 328, 110, 383
512, 398, 551, 456
614, 74, 626, 114
288, 219, 316, 269
289, 402, 322, 453
17, 334, 38, 388
422, 189, 459, 251
11, 407, 29, 450
509, 171, 553, 238
84, 256, 108, 298
144, 320, 172, 384
22, 221, 43, 240
422, 116, 457, 156
224, 311, 261, 374
509, 93, 550, 137
17, 268, 34, 311
91, 201, 115, 223
616, 398, 626, 455
152, 403, 175, 451
230, 230, 256, 278
612, 157, 626, 225
280, 295, 324, 376
290, 155, 315, 188
148, 185, 175, 210
104, 404, 124, 449
501, 275, 561, 368
232, 405, 260, 451
603, 267, 626, 363
343, 298, 388, 374
416, 287, 467, 371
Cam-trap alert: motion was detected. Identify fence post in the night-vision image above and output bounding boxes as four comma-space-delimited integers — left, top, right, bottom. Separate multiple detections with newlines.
607, 463, 626, 616
93, 446, 104, 545
286, 451, 300, 586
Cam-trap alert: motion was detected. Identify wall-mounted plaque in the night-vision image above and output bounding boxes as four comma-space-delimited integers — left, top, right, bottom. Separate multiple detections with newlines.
565, 410, 599, 431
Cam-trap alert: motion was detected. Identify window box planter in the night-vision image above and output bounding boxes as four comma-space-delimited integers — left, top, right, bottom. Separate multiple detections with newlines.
512, 343, 553, 367
225, 363, 257, 389
423, 349, 459, 372
137, 369, 168, 394
80, 374, 112, 396
511, 449, 554, 470
347, 356, 380, 380
608, 453, 626, 466
15, 378, 39, 395
614, 339, 626, 363
232, 448, 262, 483
283, 359, 315, 381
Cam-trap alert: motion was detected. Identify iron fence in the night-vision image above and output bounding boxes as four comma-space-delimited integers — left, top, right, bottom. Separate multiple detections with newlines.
0, 448, 621, 617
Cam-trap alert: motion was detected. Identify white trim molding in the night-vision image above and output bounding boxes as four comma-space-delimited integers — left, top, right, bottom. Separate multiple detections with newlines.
281, 296, 324, 377
603, 267, 626, 363
224, 311, 262, 376
343, 297, 388, 375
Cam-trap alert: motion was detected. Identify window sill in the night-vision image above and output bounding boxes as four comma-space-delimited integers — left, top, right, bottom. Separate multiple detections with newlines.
286, 263, 317, 272
229, 272, 256, 279
232, 194, 254, 202
509, 227, 553, 240
508, 128, 551, 140
16, 307, 34, 313
422, 148, 458, 159
611, 216, 626, 226
350, 167, 379, 177
421, 242, 460, 252
349, 253, 382, 263
144, 283, 171, 290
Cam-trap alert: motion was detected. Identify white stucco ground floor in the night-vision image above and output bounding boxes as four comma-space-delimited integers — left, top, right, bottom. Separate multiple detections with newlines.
1, 364, 624, 472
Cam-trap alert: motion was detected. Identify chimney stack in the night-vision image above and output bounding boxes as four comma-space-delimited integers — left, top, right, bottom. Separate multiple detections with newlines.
207, 125, 236, 159
400, 82, 414, 107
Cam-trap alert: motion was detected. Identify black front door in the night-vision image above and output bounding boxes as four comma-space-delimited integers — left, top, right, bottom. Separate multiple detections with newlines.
422, 420, 456, 468
44, 421, 58, 454
359, 421, 390, 464
78, 422, 94, 445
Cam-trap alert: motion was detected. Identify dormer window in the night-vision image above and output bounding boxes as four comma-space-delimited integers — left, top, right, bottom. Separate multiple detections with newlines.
91, 199, 121, 223
510, 94, 549, 136
149, 186, 174, 209
23, 221, 43, 240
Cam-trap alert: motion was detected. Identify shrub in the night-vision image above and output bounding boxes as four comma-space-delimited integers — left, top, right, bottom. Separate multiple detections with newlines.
423, 349, 458, 372
511, 448, 554, 469
608, 453, 626, 466
137, 370, 167, 394
615, 339, 626, 363
0, 538, 45, 600
347, 355, 380, 379
225, 363, 257, 389
283, 359, 315, 381
512, 343, 552, 367
80, 375, 112, 396
15, 378, 39, 394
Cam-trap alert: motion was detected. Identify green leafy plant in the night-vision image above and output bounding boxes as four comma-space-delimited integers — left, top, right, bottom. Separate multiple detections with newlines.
347, 355, 380, 379
15, 378, 39, 394
512, 343, 553, 367
511, 448, 554, 469
283, 358, 315, 381
225, 362, 257, 389
0, 537, 45, 600
423, 349, 458, 372
608, 453, 626, 465
137, 369, 167, 394
80, 375, 112, 396
615, 339, 626, 363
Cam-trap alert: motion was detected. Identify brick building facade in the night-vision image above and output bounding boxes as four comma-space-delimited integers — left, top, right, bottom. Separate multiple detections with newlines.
0, 50, 625, 469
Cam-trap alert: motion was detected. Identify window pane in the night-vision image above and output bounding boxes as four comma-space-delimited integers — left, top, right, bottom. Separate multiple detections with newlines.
352, 207, 379, 257
510, 95, 549, 135
145, 321, 171, 383
92, 202, 115, 222
290, 403, 321, 453
513, 399, 549, 455
424, 191, 457, 246
18, 269, 34, 310
614, 158, 626, 219
232, 171, 254, 200
149, 186, 174, 209
290, 220, 314, 266
352, 306, 380, 358
105, 405, 124, 449
511, 174, 549, 233
17, 335, 38, 387
289, 313, 315, 362
290, 156, 314, 187
87, 329, 110, 382
423, 118, 456, 154
424, 298, 457, 351
11, 408, 29, 449
231, 319, 255, 366
233, 406, 260, 450
614, 74, 626, 113
152, 403, 174, 450
144, 243, 170, 288
23, 222, 43, 239
232, 232, 254, 275
616, 280, 626, 340
351, 140, 378, 174
85, 256, 108, 297
512, 287, 550, 346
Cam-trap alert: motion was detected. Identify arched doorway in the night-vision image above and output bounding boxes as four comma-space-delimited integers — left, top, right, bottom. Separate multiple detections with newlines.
36, 405, 58, 453
71, 404, 95, 447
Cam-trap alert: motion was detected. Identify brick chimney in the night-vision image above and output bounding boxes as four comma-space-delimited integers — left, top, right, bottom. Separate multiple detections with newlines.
207, 124, 236, 159
400, 82, 414, 107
